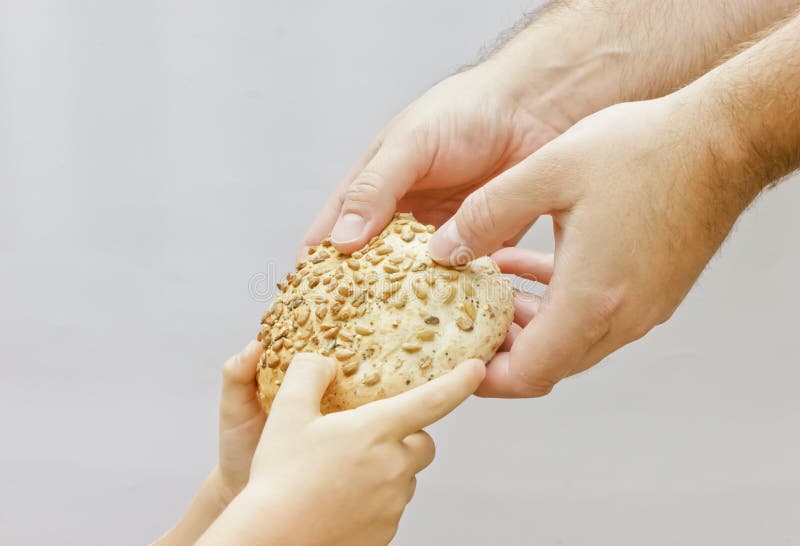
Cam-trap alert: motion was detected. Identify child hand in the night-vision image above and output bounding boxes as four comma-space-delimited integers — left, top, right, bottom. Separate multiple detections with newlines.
198, 353, 486, 546
214, 340, 266, 505
153, 340, 265, 546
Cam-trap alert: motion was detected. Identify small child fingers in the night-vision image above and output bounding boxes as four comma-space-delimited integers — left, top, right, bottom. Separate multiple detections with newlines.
222, 340, 262, 386
269, 353, 336, 425
220, 340, 263, 424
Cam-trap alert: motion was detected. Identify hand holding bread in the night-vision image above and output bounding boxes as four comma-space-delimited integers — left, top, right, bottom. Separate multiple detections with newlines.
197, 353, 486, 546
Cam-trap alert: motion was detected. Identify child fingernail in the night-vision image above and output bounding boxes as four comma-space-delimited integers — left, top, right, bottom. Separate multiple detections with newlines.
244, 339, 261, 354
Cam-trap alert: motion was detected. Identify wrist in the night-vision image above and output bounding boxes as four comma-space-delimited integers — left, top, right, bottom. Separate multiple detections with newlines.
153, 469, 239, 546
648, 88, 766, 237
197, 483, 289, 546
477, 10, 628, 132
205, 466, 241, 511
669, 81, 774, 202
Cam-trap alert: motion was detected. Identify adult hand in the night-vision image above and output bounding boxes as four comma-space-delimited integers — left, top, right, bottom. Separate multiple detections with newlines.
299, 64, 570, 258
198, 354, 485, 546
428, 96, 763, 398
299, 0, 798, 261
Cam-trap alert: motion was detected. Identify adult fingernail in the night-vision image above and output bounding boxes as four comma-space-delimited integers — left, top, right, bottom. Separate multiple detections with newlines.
331, 213, 366, 245
428, 220, 472, 265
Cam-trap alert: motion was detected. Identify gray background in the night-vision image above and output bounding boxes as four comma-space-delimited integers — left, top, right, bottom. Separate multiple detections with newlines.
1, 1, 798, 545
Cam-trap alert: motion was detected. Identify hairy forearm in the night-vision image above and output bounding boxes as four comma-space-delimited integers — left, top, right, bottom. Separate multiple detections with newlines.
481, 0, 800, 129
679, 10, 800, 192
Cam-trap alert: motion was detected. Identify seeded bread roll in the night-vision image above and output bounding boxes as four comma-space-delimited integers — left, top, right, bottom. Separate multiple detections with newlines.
256, 212, 514, 415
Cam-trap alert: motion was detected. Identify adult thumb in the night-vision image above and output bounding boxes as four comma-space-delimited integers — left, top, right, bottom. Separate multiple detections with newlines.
427, 156, 559, 265
330, 134, 426, 254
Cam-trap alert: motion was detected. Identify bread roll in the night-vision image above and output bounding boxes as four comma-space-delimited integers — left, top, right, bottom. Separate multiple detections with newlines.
257, 212, 514, 414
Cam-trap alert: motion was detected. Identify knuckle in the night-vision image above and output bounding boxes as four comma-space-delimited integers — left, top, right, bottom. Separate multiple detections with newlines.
350, 443, 374, 469
630, 310, 660, 341
517, 373, 559, 398
344, 176, 384, 210
582, 289, 622, 345
349, 409, 389, 444
654, 303, 678, 326
419, 388, 451, 418
629, 304, 675, 341
508, 346, 562, 398
385, 454, 410, 483
459, 187, 499, 245
406, 123, 434, 161
522, 146, 560, 182
529, 147, 580, 205
628, 320, 652, 343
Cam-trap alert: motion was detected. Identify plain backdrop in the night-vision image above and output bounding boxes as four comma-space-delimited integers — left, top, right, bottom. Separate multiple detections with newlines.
1, 1, 798, 545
